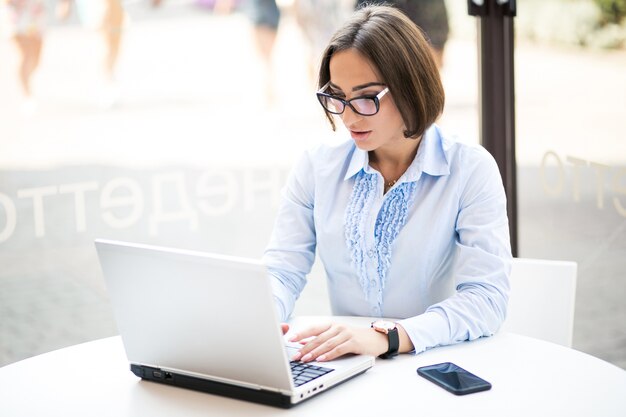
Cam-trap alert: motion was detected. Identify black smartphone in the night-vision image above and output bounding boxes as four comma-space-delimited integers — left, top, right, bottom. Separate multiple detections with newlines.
417, 362, 492, 395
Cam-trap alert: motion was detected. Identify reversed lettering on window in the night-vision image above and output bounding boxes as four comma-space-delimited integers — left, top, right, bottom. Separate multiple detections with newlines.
540, 151, 626, 218
0, 167, 289, 244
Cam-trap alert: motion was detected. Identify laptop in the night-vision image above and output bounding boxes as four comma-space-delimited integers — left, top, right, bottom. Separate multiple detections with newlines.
95, 239, 374, 408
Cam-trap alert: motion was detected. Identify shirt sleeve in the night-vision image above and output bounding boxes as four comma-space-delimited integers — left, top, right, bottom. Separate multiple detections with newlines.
398, 147, 512, 353
263, 151, 317, 322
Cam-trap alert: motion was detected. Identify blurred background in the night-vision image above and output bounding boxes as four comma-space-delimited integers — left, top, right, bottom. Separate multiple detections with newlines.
1, 0, 625, 369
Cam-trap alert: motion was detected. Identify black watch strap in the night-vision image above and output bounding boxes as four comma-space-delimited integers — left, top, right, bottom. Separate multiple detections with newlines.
379, 327, 399, 359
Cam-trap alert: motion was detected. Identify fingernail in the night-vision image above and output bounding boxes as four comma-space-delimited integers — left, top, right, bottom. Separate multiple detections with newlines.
301, 353, 312, 362
292, 352, 301, 361
317, 355, 326, 362
289, 334, 298, 342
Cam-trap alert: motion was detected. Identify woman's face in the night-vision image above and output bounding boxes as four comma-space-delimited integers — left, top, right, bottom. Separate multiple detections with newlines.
327, 48, 406, 152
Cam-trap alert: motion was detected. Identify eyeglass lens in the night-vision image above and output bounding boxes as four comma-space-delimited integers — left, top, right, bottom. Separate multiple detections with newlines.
320, 96, 378, 116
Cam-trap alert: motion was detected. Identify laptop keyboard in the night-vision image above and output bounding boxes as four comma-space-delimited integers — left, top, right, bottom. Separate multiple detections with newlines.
290, 361, 334, 387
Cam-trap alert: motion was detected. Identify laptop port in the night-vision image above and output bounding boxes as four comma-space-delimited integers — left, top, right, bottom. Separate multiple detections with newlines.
319, 384, 324, 389
164, 372, 173, 380
312, 387, 317, 392
152, 371, 163, 379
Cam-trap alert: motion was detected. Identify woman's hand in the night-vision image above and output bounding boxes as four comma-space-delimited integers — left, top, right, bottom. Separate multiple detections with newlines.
288, 323, 389, 362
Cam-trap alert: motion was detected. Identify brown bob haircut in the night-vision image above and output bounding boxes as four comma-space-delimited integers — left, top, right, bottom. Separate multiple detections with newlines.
318, 5, 445, 139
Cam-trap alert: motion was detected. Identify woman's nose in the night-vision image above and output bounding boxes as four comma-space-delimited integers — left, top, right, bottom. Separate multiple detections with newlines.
341, 105, 362, 127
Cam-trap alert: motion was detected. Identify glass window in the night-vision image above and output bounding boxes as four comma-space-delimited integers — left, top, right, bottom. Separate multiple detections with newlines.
0, 1, 308, 365
516, 0, 626, 369
1, 0, 510, 366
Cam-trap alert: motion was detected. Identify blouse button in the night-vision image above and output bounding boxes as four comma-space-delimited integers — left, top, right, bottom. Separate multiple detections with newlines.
367, 249, 375, 258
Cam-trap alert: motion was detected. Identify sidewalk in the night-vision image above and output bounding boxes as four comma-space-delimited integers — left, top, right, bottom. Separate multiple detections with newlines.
0, 4, 327, 169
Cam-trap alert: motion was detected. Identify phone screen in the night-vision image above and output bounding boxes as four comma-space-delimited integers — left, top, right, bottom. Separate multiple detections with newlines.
417, 362, 492, 395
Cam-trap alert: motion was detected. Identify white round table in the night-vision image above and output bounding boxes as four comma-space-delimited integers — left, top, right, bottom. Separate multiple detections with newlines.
1, 316, 625, 417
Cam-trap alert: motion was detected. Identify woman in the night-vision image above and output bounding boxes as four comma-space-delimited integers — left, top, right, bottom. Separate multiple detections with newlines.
264, 5, 511, 362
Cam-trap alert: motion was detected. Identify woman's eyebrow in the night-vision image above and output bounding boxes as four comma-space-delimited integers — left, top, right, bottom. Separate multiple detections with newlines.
352, 82, 386, 91
328, 81, 386, 92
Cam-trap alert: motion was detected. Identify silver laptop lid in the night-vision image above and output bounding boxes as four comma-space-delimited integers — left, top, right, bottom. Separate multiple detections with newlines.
95, 239, 294, 392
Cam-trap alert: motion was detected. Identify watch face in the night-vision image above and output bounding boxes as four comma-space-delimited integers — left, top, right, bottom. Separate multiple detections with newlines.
373, 320, 396, 331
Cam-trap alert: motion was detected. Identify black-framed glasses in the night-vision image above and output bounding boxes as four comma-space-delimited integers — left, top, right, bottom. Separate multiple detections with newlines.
316, 82, 390, 116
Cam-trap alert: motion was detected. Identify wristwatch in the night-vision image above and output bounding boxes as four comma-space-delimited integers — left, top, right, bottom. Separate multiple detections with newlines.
371, 320, 399, 359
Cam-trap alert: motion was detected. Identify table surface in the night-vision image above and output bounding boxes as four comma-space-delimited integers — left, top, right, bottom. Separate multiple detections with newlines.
1, 316, 625, 417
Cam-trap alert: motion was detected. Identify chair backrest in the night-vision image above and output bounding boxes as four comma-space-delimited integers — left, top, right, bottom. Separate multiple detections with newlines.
500, 258, 577, 347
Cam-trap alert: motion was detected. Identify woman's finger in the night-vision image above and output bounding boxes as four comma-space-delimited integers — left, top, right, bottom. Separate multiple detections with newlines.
288, 323, 332, 343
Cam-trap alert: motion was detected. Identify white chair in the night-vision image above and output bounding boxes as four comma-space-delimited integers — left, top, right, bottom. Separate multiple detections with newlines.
500, 258, 577, 347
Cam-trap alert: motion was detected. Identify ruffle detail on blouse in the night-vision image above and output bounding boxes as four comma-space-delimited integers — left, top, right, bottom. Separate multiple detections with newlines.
344, 170, 378, 298
374, 181, 417, 302
344, 170, 417, 308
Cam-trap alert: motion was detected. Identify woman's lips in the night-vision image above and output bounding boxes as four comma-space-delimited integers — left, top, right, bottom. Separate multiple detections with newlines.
350, 130, 371, 141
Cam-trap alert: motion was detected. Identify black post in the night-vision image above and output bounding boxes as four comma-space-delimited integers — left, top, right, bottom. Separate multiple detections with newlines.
468, 0, 518, 256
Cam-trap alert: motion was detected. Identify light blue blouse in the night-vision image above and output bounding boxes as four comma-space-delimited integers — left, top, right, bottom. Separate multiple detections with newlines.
263, 124, 512, 354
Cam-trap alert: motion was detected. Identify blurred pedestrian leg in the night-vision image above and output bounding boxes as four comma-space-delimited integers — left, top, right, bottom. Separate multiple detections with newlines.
4, 0, 47, 115
60, 0, 127, 108
293, 0, 353, 84
243, 0, 280, 107
101, 0, 124, 84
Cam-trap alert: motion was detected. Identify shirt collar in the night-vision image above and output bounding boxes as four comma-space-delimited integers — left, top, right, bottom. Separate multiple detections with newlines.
344, 146, 368, 180
343, 124, 451, 182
